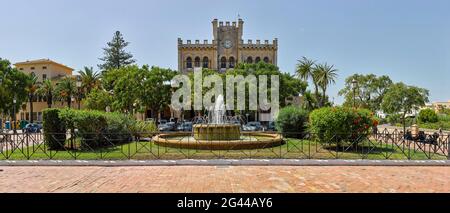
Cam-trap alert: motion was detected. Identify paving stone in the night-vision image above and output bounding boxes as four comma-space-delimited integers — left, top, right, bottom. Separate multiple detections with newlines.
0, 166, 449, 192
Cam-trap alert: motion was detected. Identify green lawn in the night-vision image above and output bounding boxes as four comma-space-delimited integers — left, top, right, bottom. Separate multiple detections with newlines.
1, 138, 446, 160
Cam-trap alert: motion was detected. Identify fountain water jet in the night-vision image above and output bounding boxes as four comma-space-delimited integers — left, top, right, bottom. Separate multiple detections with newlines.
193, 94, 241, 140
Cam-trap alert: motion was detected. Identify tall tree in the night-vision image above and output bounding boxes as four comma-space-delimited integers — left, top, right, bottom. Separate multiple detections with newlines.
339, 74, 392, 111
381, 82, 429, 132
102, 65, 144, 113
25, 73, 40, 123
55, 77, 76, 108
296, 57, 320, 106
98, 31, 136, 73
141, 66, 178, 123
0, 58, 28, 121
79, 66, 101, 94
314, 63, 338, 107
36, 79, 54, 108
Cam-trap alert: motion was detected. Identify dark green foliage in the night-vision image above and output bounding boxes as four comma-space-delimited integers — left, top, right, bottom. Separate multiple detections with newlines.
309, 107, 377, 144
418, 109, 439, 123
42, 109, 67, 150
275, 106, 309, 138
58, 109, 133, 149
98, 31, 135, 72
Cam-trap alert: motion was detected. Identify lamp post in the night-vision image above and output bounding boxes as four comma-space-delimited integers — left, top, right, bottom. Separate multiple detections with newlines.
351, 79, 358, 108
76, 76, 82, 110
13, 96, 17, 134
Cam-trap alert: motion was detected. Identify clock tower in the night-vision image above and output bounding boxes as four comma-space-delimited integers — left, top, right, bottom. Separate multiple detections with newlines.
178, 18, 277, 73
212, 19, 243, 71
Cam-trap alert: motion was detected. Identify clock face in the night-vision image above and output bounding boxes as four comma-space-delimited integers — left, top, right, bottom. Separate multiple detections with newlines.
223, 40, 233, 49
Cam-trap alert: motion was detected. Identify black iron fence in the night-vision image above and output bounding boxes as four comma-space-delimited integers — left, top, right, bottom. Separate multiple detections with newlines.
0, 129, 448, 160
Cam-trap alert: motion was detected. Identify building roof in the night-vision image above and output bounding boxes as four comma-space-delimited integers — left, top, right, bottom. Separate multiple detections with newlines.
14, 59, 74, 73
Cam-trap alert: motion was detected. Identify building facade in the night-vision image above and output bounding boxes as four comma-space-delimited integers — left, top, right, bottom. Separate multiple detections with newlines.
14, 59, 78, 122
178, 19, 278, 73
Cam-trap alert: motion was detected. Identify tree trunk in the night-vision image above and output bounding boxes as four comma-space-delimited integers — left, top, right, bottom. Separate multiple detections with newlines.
47, 93, 52, 108
321, 88, 327, 107
314, 83, 320, 108
67, 97, 71, 109
29, 94, 34, 124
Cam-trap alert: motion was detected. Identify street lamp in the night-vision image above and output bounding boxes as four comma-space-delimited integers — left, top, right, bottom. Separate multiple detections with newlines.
351, 79, 358, 108
76, 76, 82, 110
13, 96, 17, 134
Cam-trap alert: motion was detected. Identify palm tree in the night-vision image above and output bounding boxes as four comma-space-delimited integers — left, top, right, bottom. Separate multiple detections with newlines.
55, 77, 76, 108
79, 66, 100, 94
37, 79, 54, 108
25, 74, 40, 123
315, 63, 338, 107
296, 57, 320, 106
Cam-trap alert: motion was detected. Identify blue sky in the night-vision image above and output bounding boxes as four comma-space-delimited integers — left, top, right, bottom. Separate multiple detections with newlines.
1, 0, 449, 104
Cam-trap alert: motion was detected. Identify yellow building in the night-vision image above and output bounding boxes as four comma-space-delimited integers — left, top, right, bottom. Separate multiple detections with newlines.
14, 59, 77, 122
178, 18, 278, 73
427, 101, 450, 112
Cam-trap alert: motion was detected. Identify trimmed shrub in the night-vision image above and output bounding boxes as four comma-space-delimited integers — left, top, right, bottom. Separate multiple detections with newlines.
58, 109, 133, 149
129, 120, 158, 141
418, 109, 438, 123
42, 109, 66, 150
309, 107, 377, 144
275, 106, 309, 138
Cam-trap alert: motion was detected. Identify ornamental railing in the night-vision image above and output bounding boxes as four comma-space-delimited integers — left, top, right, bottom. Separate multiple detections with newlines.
0, 129, 448, 160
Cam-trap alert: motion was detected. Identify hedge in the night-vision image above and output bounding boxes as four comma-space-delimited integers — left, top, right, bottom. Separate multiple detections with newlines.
42, 108, 156, 150
418, 109, 439, 123
42, 108, 67, 150
309, 107, 378, 145
275, 106, 309, 138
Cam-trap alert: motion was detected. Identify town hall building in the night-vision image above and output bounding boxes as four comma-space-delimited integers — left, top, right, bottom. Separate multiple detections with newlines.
178, 18, 278, 73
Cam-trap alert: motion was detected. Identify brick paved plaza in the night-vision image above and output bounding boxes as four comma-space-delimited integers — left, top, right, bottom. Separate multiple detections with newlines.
0, 166, 449, 193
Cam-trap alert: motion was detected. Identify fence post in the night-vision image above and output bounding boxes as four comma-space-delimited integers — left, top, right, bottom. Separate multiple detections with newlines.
447, 135, 450, 160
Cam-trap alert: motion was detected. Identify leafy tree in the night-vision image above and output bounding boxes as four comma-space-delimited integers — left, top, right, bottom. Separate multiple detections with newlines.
141, 66, 178, 123
418, 109, 438, 123
0, 58, 28, 120
101, 65, 145, 113
55, 77, 76, 108
98, 31, 136, 73
230, 62, 307, 108
339, 74, 392, 111
83, 88, 112, 111
381, 82, 429, 131
36, 79, 54, 108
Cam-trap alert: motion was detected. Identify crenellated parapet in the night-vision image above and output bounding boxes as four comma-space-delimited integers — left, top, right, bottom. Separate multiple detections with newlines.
241, 38, 278, 50
178, 38, 216, 49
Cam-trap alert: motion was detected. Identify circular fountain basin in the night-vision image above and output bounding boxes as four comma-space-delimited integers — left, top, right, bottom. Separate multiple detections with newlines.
193, 124, 241, 140
152, 132, 284, 150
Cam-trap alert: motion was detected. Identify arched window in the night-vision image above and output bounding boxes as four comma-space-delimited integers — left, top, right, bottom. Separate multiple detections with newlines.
186, 57, 192, 69
246, 57, 253, 64
202, 57, 209, 68
229, 57, 235, 68
220, 57, 227, 69
263, 57, 270, 63
194, 57, 201, 67
255, 57, 261, 63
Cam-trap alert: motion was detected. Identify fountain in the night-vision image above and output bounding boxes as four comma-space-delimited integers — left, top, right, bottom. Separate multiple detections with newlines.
193, 95, 241, 140
152, 95, 283, 150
